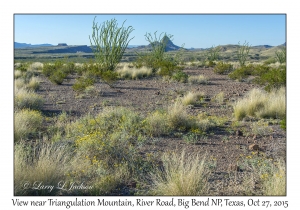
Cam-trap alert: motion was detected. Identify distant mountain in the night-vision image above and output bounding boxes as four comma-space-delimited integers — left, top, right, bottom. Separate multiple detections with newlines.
252, 45, 273, 49
14, 42, 54, 48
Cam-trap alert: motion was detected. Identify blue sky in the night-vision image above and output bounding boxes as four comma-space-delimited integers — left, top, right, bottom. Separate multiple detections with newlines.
14, 14, 286, 48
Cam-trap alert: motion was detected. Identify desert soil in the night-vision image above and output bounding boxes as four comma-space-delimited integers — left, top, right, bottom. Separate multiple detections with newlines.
36, 66, 286, 195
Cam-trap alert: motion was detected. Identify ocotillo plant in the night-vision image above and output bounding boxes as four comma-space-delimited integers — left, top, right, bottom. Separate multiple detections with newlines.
89, 17, 134, 86
145, 31, 173, 63
237, 41, 251, 67
206, 45, 221, 62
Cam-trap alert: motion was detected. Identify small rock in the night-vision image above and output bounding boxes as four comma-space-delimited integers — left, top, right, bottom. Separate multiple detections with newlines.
229, 164, 242, 172
236, 130, 243, 136
249, 144, 259, 151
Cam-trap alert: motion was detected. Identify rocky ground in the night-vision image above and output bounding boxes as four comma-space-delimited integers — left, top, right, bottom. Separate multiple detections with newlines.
35, 66, 286, 195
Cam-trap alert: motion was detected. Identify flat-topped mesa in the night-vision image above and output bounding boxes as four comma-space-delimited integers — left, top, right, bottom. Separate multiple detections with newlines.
57, 43, 68, 46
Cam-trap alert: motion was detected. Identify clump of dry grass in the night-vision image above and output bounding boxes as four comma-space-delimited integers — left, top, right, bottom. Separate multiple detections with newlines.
14, 70, 23, 79
14, 109, 43, 142
181, 91, 204, 106
28, 62, 43, 71
167, 101, 192, 130
150, 151, 209, 195
14, 88, 44, 110
117, 65, 152, 79
145, 111, 170, 136
26, 77, 40, 91
14, 78, 26, 89
14, 142, 72, 195
188, 75, 209, 84
233, 87, 285, 120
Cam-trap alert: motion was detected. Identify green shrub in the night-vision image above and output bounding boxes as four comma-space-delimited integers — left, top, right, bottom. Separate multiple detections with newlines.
171, 70, 188, 83
254, 66, 286, 92
14, 109, 43, 141
280, 118, 286, 130
73, 76, 96, 92
16, 63, 30, 72
183, 132, 199, 144
228, 64, 255, 81
157, 59, 183, 76
213, 62, 233, 74
42, 63, 56, 77
48, 70, 67, 85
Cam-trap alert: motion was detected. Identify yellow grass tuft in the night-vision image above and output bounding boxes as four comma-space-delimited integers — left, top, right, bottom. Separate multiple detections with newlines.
15, 88, 44, 110
181, 91, 204, 106
188, 75, 208, 84
150, 151, 209, 195
117, 65, 152, 79
233, 87, 285, 120
14, 109, 43, 142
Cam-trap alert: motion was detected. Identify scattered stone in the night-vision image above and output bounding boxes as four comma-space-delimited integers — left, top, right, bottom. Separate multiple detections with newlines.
249, 144, 259, 151
229, 164, 242, 172
236, 130, 243, 136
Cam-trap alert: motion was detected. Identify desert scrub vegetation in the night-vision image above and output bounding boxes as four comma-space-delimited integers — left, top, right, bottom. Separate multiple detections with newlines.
236, 152, 286, 196
237, 41, 251, 67
144, 110, 171, 137
89, 17, 134, 87
188, 74, 209, 84
150, 151, 209, 195
116, 64, 153, 79
275, 46, 286, 64
213, 61, 233, 74
14, 109, 43, 142
14, 88, 44, 110
14, 142, 74, 195
135, 32, 187, 83
233, 87, 286, 121
181, 91, 204, 106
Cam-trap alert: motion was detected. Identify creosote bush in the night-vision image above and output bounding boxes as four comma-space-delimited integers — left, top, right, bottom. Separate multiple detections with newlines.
214, 61, 233, 74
